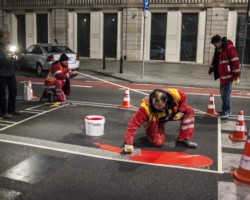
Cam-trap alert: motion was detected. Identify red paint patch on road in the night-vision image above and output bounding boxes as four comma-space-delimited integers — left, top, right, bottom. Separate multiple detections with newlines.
94, 142, 213, 168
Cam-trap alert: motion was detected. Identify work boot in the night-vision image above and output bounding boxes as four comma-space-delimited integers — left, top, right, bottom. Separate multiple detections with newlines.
176, 139, 197, 149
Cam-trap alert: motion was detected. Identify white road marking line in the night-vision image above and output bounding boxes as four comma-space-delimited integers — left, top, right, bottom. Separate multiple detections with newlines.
71, 85, 92, 88
130, 89, 250, 98
218, 181, 250, 199
21, 82, 92, 88
222, 153, 241, 173
0, 133, 222, 174
77, 72, 148, 95
0, 120, 15, 124
19, 81, 43, 85
68, 100, 138, 111
221, 134, 245, 149
218, 117, 223, 173
22, 110, 44, 114
0, 104, 67, 131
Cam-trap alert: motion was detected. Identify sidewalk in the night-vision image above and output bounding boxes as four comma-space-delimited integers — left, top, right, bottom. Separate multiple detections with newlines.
79, 59, 250, 91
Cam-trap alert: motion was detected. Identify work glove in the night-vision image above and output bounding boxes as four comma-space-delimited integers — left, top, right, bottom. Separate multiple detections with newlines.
173, 112, 184, 121
69, 71, 78, 78
122, 144, 134, 154
233, 78, 240, 84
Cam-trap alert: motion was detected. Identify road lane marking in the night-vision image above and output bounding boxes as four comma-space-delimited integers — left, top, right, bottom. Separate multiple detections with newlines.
218, 181, 250, 199
218, 117, 223, 173
0, 103, 67, 131
77, 72, 148, 95
0, 133, 223, 174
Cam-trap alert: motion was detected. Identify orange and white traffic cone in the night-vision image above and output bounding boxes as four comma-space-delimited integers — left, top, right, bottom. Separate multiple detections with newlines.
205, 94, 217, 116
229, 110, 247, 142
120, 88, 133, 108
28, 80, 37, 99
231, 130, 250, 185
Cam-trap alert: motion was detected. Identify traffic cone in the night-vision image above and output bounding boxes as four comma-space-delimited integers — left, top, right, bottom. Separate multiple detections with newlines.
229, 110, 247, 142
231, 130, 250, 185
120, 88, 133, 108
205, 94, 217, 116
28, 80, 37, 99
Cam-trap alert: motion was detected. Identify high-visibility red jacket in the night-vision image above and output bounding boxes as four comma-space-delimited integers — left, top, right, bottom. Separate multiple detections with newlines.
124, 88, 188, 145
209, 40, 240, 85
45, 61, 71, 95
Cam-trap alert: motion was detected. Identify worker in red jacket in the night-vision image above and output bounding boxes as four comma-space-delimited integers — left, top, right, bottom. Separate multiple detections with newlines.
122, 88, 197, 154
44, 53, 77, 102
208, 35, 241, 119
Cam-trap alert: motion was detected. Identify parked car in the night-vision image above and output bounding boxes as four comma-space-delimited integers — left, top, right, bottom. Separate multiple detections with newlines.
150, 45, 165, 60
18, 43, 80, 77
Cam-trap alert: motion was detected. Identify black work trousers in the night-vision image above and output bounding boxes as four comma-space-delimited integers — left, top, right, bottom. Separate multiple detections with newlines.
0, 76, 17, 115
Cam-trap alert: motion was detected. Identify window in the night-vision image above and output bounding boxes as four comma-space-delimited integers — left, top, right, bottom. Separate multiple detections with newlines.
180, 13, 198, 62
37, 14, 48, 43
150, 13, 167, 60
26, 45, 36, 53
32, 46, 42, 54
236, 13, 250, 64
43, 46, 73, 53
104, 13, 117, 58
17, 15, 26, 53
77, 14, 90, 57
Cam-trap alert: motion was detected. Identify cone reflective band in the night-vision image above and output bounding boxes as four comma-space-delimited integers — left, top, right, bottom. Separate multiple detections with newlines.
232, 132, 250, 185
205, 94, 217, 116
120, 88, 133, 108
229, 110, 247, 141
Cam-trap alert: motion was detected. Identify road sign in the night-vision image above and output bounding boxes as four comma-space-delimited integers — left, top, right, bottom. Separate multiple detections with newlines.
144, 0, 149, 11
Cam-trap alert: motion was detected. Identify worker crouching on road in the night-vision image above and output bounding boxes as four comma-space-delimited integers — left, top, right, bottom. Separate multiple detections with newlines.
122, 88, 197, 154
44, 53, 77, 102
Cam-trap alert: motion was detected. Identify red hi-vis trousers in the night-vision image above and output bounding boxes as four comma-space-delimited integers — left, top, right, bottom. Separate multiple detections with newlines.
54, 80, 66, 102
146, 106, 195, 147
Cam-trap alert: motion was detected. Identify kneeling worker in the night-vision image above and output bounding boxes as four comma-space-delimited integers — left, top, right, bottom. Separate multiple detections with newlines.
45, 53, 77, 102
123, 88, 197, 154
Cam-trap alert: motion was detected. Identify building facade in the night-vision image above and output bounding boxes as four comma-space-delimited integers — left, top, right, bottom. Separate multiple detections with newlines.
0, 0, 249, 65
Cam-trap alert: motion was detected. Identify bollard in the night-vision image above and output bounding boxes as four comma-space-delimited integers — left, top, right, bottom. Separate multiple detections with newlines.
103, 55, 106, 70
119, 56, 123, 74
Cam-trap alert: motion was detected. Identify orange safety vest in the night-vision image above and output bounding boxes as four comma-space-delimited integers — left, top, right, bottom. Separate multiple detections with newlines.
45, 62, 69, 84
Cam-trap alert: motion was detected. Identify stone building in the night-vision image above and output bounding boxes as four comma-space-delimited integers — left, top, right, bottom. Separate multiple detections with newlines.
0, 0, 249, 65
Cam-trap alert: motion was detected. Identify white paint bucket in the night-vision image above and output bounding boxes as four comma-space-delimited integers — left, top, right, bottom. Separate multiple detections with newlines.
85, 115, 105, 136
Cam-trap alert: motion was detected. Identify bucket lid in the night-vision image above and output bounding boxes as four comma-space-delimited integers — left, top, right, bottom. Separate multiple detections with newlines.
85, 115, 104, 121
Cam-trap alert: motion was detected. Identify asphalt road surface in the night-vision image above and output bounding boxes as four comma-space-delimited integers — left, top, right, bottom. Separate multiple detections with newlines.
0, 71, 250, 200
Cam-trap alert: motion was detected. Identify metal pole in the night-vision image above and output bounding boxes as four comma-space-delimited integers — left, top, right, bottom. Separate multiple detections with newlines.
142, 11, 146, 79
120, 55, 123, 73
240, 0, 250, 77
103, 54, 106, 70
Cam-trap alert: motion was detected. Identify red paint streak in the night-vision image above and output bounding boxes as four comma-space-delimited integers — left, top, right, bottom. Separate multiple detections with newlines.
94, 142, 121, 153
94, 142, 213, 168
